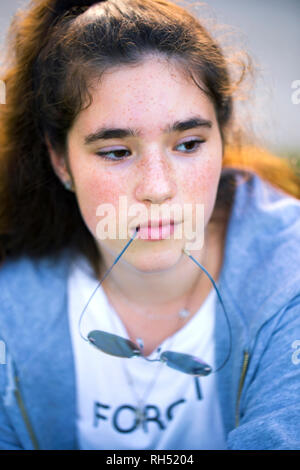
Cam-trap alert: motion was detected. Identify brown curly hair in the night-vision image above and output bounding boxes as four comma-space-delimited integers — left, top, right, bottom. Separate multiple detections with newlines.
0, 0, 299, 276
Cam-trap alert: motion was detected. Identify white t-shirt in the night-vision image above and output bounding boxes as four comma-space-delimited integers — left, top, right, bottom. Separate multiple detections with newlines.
67, 256, 227, 450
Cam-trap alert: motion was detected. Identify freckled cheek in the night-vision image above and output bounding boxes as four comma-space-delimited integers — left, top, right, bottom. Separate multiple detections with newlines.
74, 171, 125, 236
183, 157, 221, 224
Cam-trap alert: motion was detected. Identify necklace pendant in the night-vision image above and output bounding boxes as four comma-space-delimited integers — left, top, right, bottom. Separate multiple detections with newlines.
135, 407, 146, 427
179, 308, 190, 319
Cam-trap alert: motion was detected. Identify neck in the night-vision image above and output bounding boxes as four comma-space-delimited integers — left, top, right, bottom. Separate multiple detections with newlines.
99, 216, 227, 314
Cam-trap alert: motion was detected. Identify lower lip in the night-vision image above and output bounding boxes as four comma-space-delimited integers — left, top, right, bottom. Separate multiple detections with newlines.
136, 223, 176, 241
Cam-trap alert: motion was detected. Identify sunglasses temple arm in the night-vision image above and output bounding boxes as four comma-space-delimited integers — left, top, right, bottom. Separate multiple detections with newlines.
78, 231, 232, 373
182, 248, 232, 373
78, 227, 140, 342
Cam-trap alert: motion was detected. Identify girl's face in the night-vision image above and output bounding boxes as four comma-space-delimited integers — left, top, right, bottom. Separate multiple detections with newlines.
50, 56, 223, 272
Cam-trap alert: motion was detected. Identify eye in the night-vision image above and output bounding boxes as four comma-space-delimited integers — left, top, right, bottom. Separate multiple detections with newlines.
175, 139, 205, 153
95, 148, 131, 161
95, 138, 205, 161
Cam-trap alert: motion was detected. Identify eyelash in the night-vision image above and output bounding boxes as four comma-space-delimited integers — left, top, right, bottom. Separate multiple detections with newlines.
95, 139, 205, 161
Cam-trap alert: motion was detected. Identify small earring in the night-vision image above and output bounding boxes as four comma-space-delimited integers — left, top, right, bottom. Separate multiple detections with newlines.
63, 180, 73, 191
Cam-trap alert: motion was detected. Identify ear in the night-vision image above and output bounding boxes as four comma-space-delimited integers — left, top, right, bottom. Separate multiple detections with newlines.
46, 136, 71, 184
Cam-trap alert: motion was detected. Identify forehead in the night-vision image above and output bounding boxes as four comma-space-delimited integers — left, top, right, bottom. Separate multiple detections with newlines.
73, 56, 216, 135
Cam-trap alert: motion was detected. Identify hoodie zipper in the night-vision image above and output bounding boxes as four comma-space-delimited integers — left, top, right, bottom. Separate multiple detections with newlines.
235, 350, 250, 427
13, 374, 40, 450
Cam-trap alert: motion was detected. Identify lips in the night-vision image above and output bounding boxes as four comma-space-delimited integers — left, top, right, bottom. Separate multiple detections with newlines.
135, 219, 179, 240
138, 219, 175, 229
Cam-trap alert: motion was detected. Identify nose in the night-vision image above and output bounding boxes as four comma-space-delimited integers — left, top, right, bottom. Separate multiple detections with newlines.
134, 151, 177, 205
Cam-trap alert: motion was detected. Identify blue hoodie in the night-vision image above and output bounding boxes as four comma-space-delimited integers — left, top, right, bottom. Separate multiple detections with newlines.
0, 170, 299, 450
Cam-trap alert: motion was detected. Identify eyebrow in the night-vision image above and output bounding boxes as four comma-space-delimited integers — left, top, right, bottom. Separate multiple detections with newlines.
83, 115, 213, 145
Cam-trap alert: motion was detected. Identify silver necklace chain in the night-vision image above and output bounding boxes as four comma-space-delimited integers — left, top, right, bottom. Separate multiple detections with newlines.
104, 275, 201, 428
108, 304, 179, 429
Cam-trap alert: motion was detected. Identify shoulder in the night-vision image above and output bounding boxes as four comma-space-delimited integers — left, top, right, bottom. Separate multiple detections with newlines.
232, 170, 300, 229
0, 250, 75, 374
222, 170, 300, 328
0, 250, 73, 336
0, 250, 72, 299
228, 169, 300, 258
238, 171, 300, 266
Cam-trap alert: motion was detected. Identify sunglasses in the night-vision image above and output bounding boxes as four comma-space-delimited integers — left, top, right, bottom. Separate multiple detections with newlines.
79, 227, 232, 376
87, 329, 213, 376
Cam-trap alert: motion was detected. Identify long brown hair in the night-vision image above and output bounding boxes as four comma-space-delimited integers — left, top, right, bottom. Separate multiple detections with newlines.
0, 0, 299, 276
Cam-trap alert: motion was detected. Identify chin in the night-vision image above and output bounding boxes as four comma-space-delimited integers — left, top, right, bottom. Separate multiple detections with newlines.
127, 245, 184, 274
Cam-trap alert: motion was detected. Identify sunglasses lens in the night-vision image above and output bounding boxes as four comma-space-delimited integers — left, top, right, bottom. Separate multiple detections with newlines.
88, 330, 141, 358
160, 351, 212, 376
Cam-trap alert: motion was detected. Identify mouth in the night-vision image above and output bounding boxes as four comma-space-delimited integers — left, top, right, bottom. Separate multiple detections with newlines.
133, 220, 179, 241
